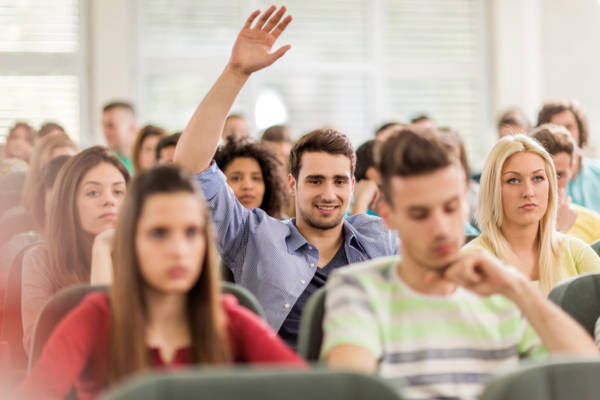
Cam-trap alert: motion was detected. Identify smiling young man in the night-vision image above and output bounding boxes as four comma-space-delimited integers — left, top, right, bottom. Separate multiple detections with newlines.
174, 6, 397, 348
322, 129, 597, 399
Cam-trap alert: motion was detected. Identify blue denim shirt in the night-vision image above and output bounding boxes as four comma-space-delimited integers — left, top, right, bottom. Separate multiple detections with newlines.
195, 161, 399, 330
568, 157, 600, 214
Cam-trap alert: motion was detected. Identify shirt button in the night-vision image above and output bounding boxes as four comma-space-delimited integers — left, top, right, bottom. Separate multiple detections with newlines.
308, 246, 313, 250
310, 263, 315, 267
284, 303, 290, 309
301, 280, 306, 284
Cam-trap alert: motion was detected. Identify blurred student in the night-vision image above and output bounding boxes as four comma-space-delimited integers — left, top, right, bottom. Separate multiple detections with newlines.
223, 113, 250, 141
530, 124, 600, 244
0, 122, 35, 175
21, 147, 129, 354
101, 101, 137, 174
498, 108, 530, 138
155, 133, 181, 165
18, 166, 305, 400
37, 122, 66, 139
537, 100, 600, 213
463, 134, 600, 293
131, 125, 168, 174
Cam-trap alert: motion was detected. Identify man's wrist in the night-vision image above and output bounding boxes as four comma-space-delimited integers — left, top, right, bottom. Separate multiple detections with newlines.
224, 63, 251, 82
500, 272, 533, 304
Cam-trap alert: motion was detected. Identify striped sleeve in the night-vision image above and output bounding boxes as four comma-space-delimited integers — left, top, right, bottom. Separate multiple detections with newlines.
320, 271, 382, 360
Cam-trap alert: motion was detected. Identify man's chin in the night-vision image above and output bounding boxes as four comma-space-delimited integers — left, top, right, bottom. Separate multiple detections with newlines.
303, 213, 344, 231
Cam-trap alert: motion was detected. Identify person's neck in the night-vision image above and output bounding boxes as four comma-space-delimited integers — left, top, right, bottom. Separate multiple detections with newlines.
144, 289, 190, 347
295, 217, 344, 266
501, 220, 539, 253
397, 256, 457, 296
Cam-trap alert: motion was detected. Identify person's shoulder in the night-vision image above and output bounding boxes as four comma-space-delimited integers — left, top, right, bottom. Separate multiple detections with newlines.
22, 243, 50, 272
332, 255, 400, 283
574, 204, 600, 222
80, 291, 110, 313
460, 235, 489, 253
581, 157, 600, 174
559, 232, 590, 252
345, 213, 385, 231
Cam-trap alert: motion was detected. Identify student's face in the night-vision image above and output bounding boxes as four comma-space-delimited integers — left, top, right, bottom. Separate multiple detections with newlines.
382, 165, 465, 271
138, 135, 161, 170
550, 110, 580, 147
6, 127, 33, 161
136, 192, 206, 294
223, 117, 249, 141
102, 108, 135, 153
224, 157, 265, 210
551, 152, 573, 192
501, 152, 549, 228
76, 162, 127, 235
158, 145, 176, 165
290, 152, 353, 230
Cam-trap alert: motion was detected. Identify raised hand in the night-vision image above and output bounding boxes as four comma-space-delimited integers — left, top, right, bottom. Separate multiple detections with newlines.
228, 6, 292, 76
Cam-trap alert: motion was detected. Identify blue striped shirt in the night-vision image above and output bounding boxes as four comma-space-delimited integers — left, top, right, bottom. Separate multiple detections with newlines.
195, 161, 399, 330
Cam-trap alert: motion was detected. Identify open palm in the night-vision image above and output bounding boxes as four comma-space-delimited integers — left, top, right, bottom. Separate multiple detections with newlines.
229, 6, 293, 75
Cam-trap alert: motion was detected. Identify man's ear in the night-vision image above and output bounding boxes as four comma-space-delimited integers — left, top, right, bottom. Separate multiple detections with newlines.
288, 173, 297, 196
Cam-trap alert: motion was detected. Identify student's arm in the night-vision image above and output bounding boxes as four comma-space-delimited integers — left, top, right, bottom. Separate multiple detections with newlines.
90, 228, 114, 285
321, 273, 382, 373
350, 179, 379, 216
445, 252, 599, 355
174, 6, 292, 173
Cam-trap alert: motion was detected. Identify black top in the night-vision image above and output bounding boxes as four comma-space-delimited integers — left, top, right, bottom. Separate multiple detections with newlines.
278, 244, 349, 350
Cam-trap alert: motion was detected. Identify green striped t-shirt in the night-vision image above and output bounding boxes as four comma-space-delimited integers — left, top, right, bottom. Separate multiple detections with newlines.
321, 256, 545, 400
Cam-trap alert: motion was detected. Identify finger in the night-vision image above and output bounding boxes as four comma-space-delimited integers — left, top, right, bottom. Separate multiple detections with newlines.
271, 15, 292, 39
244, 10, 261, 29
264, 6, 286, 33
268, 44, 291, 64
255, 5, 277, 30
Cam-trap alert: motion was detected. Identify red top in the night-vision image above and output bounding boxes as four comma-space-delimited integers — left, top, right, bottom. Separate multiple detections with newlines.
18, 292, 306, 399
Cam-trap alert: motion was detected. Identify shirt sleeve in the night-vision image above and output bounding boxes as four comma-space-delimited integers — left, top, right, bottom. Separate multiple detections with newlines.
320, 270, 382, 360
21, 246, 54, 355
224, 296, 306, 367
16, 293, 109, 400
568, 236, 600, 274
194, 161, 261, 270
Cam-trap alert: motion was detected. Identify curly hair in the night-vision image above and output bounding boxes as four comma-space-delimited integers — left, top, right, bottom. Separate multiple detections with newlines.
537, 99, 589, 148
214, 138, 288, 219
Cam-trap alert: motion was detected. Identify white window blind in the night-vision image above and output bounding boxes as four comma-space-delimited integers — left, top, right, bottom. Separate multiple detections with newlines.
137, 0, 490, 161
0, 0, 82, 143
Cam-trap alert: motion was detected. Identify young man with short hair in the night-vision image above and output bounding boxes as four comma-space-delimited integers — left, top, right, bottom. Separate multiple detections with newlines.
101, 101, 137, 174
156, 132, 181, 165
174, 6, 397, 348
322, 129, 597, 399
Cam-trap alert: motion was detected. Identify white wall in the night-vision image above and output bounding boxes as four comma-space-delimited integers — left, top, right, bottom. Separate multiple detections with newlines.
541, 0, 600, 156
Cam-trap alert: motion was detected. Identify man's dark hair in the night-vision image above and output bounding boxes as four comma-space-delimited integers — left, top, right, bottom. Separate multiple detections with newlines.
537, 99, 589, 148
498, 108, 530, 130
155, 132, 181, 161
289, 129, 356, 180
102, 101, 136, 115
355, 140, 376, 181
374, 121, 402, 137
215, 137, 288, 219
261, 125, 292, 143
410, 114, 432, 124
530, 123, 576, 158
377, 129, 456, 204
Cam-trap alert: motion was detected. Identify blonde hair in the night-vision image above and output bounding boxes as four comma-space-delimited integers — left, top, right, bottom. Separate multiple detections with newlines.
476, 134, 560, 293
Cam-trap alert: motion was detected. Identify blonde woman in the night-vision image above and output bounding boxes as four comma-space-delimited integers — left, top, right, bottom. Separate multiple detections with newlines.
462, 134, 600, 293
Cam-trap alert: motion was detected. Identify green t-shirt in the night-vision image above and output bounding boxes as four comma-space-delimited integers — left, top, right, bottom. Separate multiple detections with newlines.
321, 256, 545, 400
115, 151, 133, 175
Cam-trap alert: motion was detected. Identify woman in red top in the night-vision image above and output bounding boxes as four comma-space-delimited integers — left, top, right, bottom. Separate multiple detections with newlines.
18, 165, 305, 400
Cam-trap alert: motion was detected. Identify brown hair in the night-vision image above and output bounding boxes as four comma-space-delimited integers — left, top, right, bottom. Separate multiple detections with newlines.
108, 165, 230, 385
7, 122, 35, 143
439, 127, 471, 184
261, 125, 292, 143
46, 146, 130, 291
38, 122, 66, 138
537, 100, 589, 148
22, 133, 78, 212
377, 128, 456, 204
497, 108, 531, 130
131, 125, 168, 173
530, 123, 576, 159
102, 101, 135, 115
31, 155, 71, 230
289, 129, 356, 180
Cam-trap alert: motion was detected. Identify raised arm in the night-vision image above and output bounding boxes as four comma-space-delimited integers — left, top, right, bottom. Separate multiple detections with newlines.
445, 252, 599, 355
175, 6, 292, 173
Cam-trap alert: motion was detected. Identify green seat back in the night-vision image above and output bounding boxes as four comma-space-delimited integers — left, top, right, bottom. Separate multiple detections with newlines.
548, 273, 600, 336
102, 368, 404, 400
297, 287, 326, 361
481, 359, 600, 400
221, 281, 265, 320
